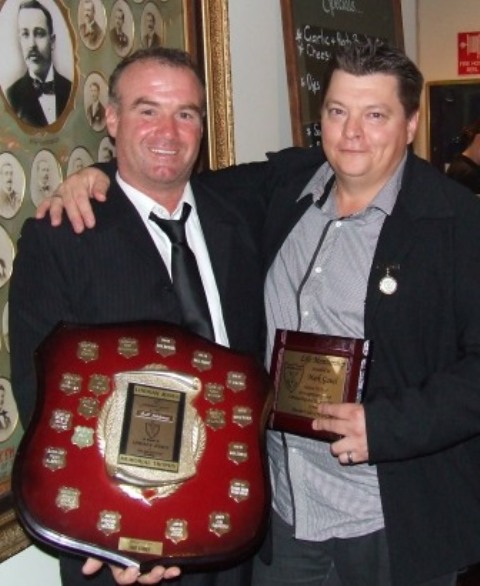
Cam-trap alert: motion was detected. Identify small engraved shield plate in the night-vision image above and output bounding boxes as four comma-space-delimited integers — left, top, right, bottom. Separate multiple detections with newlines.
60, 373, 82, 395
77, 341, 99, 362
205, 409, 226, 430
49, 409, 73, 432
71, 426, 95, 449
228, 442, 249, 464
205, 383, 224, 404
78, 397, 100, 419
232, 406, 253, 428
56, 487, 80, 512
88, 374, 110, 396
155, 336, 176, 357
192, 351, 212, 372
165, 519, 189, 544
226, 372, 246, 392
43, 447, 67, 471
209, 512, 231, 537
118, 337, 139, 358
229, 479, 250, 503
97, 510, 121, 536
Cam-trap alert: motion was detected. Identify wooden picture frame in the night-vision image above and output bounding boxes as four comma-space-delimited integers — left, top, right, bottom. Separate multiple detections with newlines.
0, 0, 234, 564
280, 0, 404, 147
426, 80, 480, 172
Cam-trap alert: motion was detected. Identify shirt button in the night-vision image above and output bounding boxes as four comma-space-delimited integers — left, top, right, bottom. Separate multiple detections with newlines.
303, 310, 309, 317
335, 220, 342, 228
315, 266, 322, 274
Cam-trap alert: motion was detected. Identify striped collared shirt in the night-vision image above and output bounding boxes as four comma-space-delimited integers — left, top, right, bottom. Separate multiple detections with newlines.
264, 156, 405, 541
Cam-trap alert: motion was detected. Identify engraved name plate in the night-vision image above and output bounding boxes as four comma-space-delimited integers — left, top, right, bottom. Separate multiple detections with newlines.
269, 329, 372, 441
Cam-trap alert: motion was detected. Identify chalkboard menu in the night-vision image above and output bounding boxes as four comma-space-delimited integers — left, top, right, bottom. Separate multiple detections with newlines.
281, 0, 404, 146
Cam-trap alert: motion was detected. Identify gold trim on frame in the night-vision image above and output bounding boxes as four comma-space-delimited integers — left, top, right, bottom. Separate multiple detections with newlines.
0, 490, 29, 563
201, 0, 235, 169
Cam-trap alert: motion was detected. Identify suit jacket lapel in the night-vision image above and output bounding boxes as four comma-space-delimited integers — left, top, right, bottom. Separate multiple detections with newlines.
365, 199, 416, 324
192, 179, 234, 301
107, 180, 171, 279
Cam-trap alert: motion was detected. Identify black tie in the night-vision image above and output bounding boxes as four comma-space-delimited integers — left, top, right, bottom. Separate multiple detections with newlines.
149, 204, 215, 341
32, 78, 55, 96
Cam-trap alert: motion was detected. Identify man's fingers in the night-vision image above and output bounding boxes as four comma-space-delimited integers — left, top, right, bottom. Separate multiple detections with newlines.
82, 557, 105, 575
91, 177, 110, 201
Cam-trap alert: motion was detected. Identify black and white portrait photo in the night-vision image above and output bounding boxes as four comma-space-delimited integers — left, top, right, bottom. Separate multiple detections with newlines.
109, 0, 134, 57
97, 136, 116, 163
67, 146, 94, 177
84, 72, 107, 132
0, 153, 25, 219
30, 149, 62, 206
0, 0, 75, 129
0, 225, 14, 290
141, 4, 164, 49
78, 0, 106, 51
0, 378, 18, 442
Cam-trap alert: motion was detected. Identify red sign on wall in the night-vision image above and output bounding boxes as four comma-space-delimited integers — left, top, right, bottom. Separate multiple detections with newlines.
458, 32, 480, 75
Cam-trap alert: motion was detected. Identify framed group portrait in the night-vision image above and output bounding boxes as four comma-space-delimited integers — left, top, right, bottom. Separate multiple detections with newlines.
0, 0, 234, 564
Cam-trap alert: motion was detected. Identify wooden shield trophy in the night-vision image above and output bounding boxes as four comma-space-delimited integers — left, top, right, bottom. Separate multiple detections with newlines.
13, 321, 272, 572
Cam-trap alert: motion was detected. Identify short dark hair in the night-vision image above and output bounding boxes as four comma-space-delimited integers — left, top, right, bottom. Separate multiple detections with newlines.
460, 119, 480, 149
320, 40, 424, 119
108, 47, 206, 114
19, 0, 53, 35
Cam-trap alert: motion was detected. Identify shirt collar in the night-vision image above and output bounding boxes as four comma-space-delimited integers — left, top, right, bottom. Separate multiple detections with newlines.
299, 153, 407, 217
31, 65, 54, 84
116, 172, 196, 221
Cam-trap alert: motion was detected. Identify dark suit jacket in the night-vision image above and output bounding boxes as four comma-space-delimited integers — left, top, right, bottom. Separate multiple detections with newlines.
86, 101, 106, 130
6, 69, 72, 127
9, 169, 265, 586
206, 147, 480, 585
142, 31, 161, 48
110, 27, 129, 51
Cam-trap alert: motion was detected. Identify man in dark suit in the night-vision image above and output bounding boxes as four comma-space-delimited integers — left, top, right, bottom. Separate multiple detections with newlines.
10, 46, 264, 586
79, 0, 103, 50
110, 7, 129, 54
142, 11, 162, 49
0, 161, 22, 219
6, 0, 72, 128
86, 80, 106, 131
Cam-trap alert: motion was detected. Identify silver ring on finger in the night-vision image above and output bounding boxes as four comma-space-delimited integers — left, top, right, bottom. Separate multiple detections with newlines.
347, 451, 354, 465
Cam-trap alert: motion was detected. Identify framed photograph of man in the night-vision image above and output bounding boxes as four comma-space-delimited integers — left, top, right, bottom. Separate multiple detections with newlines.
0, 153, 25, 220
30, 149, 62, 207
67, 146, 94, 176
0, 0, 77, 132
0, 379, 17, 443
97, 136, 116, 163
84, 72, 107, 132
141, 3, 165, 49
109, 0, 134, 57
77, 0, 106, 51
0, 226, 14, 291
